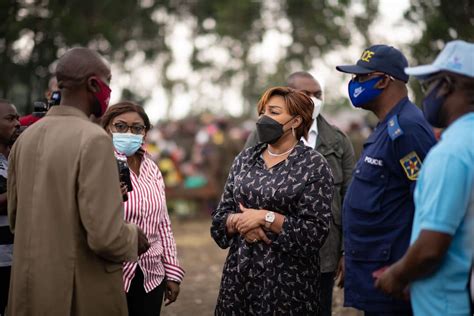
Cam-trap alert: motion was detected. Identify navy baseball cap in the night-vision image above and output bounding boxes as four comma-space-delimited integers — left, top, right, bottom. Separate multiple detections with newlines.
336, 44, 410, 82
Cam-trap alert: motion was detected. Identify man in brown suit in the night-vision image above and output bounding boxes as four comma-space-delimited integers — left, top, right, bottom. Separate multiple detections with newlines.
7, 47, 149, 315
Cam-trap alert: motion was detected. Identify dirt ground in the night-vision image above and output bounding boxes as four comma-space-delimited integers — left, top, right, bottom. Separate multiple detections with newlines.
161, 217, 363, 316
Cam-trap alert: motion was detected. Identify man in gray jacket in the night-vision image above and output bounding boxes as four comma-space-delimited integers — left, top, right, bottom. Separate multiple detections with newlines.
245, 71, 355, 315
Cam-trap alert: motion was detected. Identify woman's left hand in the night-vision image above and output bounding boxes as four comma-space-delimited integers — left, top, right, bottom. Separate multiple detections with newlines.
235, 203, 265, 234
164, 280, 180, 306
243, 227, 272, 245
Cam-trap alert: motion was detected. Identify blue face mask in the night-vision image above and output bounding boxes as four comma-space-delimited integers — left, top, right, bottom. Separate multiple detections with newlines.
422, 79, 448, 128
348, 76, 384, 107
112, 133, 143, 156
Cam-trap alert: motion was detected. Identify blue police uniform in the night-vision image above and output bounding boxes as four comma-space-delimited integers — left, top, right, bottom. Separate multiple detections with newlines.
343, 97, 436, 313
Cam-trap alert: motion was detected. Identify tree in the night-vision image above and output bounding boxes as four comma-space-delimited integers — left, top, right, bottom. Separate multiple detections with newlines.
0, 0, 380, 117
182, 0, 379, 116
0, 0, 169, 113
404, 0, 474, 103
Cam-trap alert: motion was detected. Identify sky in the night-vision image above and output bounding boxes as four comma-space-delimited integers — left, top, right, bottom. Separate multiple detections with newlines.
106, 0, 420, 123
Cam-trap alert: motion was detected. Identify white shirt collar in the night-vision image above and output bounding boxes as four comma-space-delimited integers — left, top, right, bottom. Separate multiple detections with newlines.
301, 118, 318, 149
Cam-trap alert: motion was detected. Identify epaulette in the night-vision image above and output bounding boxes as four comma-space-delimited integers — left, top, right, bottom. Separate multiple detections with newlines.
387, 114, 404, 141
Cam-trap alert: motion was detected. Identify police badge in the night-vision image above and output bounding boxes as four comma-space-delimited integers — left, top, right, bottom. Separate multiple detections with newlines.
400, 151, 422, 181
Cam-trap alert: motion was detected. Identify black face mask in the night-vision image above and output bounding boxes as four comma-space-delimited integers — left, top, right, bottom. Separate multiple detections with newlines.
422, 77, 453, 128
256, 115, 294, 144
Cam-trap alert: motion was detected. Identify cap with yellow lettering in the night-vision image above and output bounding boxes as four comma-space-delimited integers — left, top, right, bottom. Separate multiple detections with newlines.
336, 44, 409, 82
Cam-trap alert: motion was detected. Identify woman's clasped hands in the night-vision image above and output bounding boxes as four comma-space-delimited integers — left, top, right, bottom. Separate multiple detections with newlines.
227, 203, 271, 245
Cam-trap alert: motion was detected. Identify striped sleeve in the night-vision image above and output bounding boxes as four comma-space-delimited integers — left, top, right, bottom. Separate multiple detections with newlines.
159, 204, 185, 282
156, 170, 185, 283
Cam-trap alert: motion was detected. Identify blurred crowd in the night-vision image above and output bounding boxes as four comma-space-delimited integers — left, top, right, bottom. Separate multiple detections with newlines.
142, 113, 369, 217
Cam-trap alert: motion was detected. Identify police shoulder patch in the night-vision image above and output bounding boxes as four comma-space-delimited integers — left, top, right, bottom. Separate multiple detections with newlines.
400, 151, 422, 181
387, 115, 404, 141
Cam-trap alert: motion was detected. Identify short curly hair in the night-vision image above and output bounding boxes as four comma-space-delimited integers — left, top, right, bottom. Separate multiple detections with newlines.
256, 86, 314, 140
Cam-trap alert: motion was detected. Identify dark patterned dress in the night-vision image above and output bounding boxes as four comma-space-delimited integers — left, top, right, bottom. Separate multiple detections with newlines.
211, 141, 334, 315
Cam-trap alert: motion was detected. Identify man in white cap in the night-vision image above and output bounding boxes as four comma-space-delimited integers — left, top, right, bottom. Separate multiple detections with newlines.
375, 40, 474, 316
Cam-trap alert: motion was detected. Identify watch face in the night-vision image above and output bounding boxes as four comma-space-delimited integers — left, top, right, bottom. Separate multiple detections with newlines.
265, 212, 275, 222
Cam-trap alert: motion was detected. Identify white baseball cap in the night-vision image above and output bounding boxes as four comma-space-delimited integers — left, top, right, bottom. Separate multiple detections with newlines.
405, 40, 474, 79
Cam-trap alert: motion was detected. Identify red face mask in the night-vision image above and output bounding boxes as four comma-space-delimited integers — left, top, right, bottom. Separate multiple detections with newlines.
90, 76, 111, 117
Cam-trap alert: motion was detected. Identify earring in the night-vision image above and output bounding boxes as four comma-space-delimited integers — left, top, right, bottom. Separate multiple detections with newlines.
292, 126, 296, 137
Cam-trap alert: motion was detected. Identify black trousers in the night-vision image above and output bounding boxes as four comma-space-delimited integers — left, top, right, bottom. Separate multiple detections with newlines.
320, 271, 335, 316
0, 266, 10, 316
126, 267, 166, 316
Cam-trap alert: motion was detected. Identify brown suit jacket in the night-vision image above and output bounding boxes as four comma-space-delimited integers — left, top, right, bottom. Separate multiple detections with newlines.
7, 106, 138, 316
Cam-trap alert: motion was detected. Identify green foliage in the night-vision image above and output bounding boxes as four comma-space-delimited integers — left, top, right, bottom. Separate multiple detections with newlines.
405, 0, 474, 104
0, 0, 168, 113
192, 0, 263, 41
0, 0, 379, 116
185, 0, 380, 116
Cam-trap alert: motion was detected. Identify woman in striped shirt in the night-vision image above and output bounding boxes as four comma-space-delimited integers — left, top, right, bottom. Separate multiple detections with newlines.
102, 101, 184, 316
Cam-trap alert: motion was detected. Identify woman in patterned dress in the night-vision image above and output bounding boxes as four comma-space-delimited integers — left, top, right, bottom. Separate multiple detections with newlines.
102, 102, 184, 316
211, 86, 334, 315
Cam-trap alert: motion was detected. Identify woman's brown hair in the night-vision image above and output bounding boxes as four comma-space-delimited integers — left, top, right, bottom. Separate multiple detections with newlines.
257, 86, 314, 140
101, 101, 151, 132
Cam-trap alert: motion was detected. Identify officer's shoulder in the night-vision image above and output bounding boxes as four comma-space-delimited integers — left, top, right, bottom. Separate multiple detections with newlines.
386, 114, 404, 141
387, 104, 427, 141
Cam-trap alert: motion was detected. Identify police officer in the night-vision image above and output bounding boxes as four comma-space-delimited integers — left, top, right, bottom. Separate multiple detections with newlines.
336, 45, 436, 315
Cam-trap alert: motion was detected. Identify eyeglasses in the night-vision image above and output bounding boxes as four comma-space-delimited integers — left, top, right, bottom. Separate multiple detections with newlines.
112, 122, 146, 134
420, 75, 453, 94
351, 72, 395, 83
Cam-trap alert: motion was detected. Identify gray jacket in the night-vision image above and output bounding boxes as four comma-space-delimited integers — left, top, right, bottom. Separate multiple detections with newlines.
244, 115, 355, 273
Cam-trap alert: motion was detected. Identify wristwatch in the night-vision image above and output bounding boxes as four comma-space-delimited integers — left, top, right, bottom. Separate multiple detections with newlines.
264, 211, 275, 229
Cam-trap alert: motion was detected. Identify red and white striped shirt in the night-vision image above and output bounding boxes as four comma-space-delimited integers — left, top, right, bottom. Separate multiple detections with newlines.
120, 152, 184, 293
